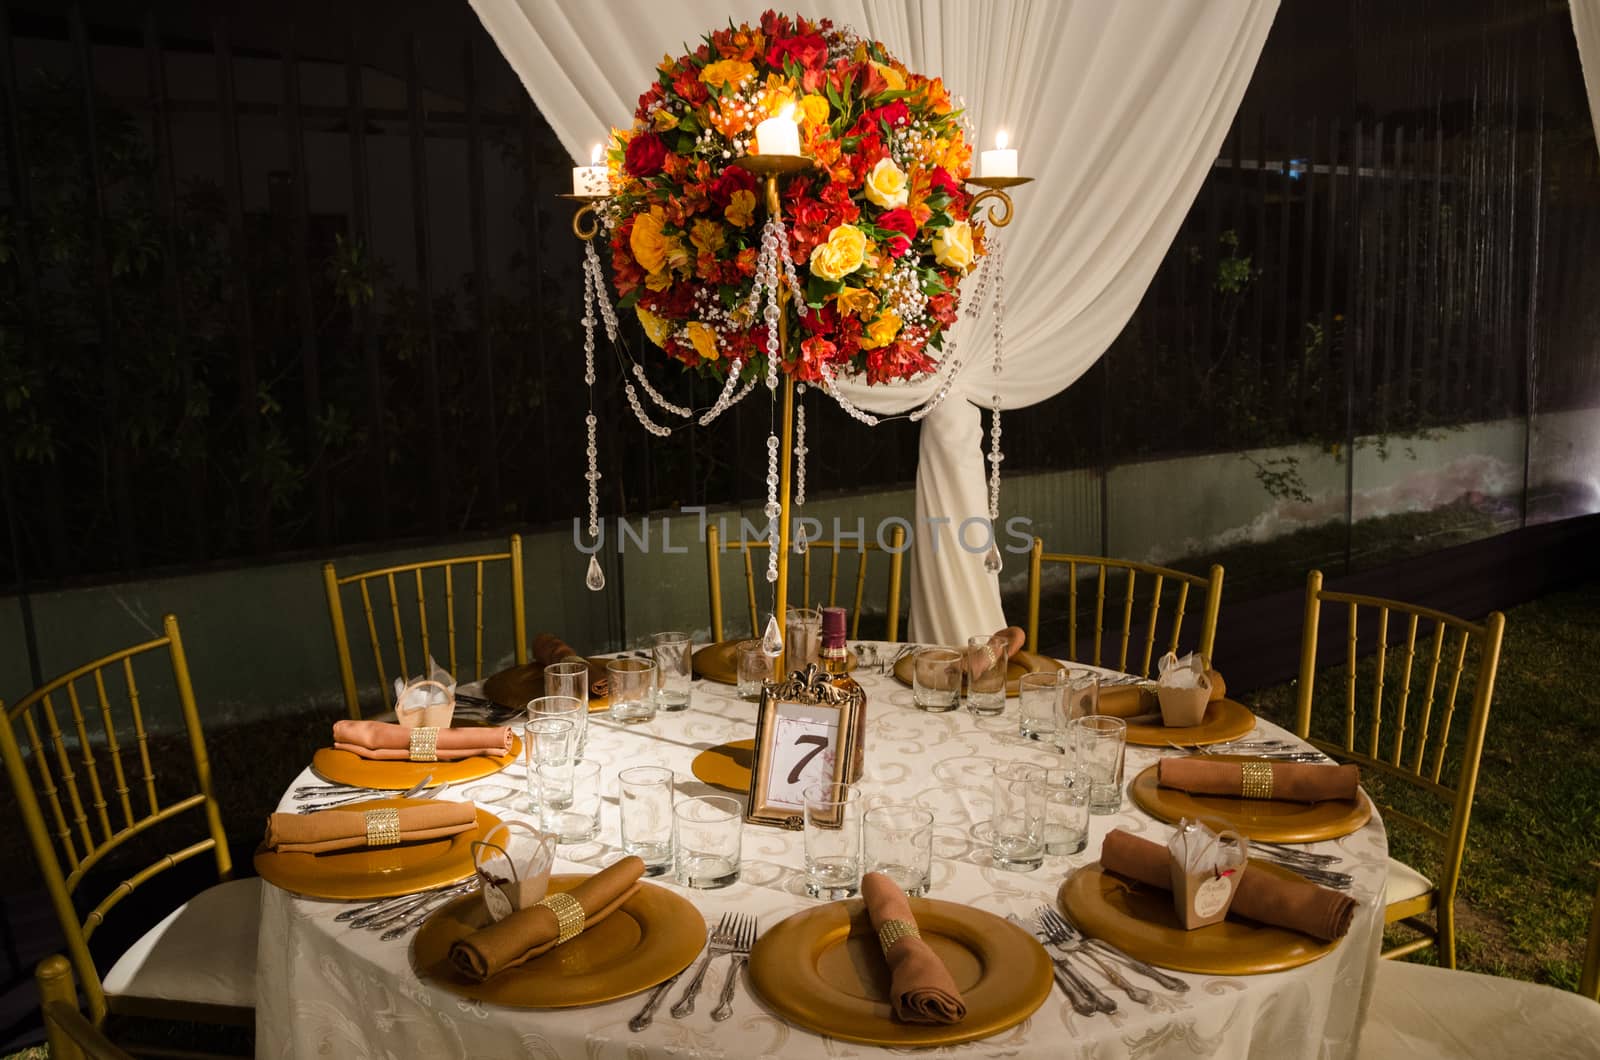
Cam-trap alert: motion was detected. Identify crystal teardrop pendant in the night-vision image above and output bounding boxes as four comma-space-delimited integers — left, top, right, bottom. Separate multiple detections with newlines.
760, 612, 784, 656
584, 554, 606, 591
793, 524, 809, 555
984, 544, 1003, 574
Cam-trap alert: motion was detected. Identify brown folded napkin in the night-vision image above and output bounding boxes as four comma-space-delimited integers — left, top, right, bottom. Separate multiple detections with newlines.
332, 719, 511, 760
448, 856, 645, 982
860, 871, 967, 1024
1157, 758, 1360, 803
1100, 829, 1356, 941
264, 801, 477, 854
532, 633, 609, 697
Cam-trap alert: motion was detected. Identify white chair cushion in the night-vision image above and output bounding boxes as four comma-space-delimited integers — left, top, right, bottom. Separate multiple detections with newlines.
101, 877, 259, 1010
1362, 959, 1600, 1059
1384, 856, 1434, 907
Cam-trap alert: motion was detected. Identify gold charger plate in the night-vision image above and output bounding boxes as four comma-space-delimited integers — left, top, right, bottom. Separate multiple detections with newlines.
483, 659, 610, 713
1058, 859, 1339, 975
311, 734, 522, 790
891, 648, 1064, 697
1129, 756, 1374, 842
692, 639, 858, 684
1124, 697, 1256, 747
412, 875, 704, 1007
254, 798, 502, 900
748, 897, 1052, 1048
691, 738, 755, 793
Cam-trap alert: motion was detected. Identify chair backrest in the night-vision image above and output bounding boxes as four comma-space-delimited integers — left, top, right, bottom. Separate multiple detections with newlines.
36, 954, 134, 1059
1294, 570, 1504, 911
323, 534, 528, 720
1024, 539, 1225, 677
705, 523, 905, 643
0, 615, 231, 1024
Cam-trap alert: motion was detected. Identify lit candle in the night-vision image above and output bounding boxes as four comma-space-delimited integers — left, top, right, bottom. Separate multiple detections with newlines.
980, 130, 1018, 178
755, 103, 801, 157
572, 143, 609, 196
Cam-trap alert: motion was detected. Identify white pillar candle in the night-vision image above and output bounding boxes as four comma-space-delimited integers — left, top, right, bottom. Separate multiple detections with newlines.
572, 143, 609, 195
980, 130, 1018, 178
755, 104, 801, 156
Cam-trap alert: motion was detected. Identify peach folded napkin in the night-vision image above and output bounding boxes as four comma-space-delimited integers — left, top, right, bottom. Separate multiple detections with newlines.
448, 856, 645, 982
1157, 758, 1360, 803
532, 633, 609, 697
331, 719, 511, 760
1100, 829, 1355, 941
861, 871, 967, 1024
264, 801, 477, 854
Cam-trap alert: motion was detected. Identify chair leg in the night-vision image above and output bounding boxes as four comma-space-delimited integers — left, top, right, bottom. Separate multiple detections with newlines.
1438, 901, 1456, 970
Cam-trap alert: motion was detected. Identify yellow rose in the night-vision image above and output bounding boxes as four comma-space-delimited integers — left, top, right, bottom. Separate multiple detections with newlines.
932, 221, 976, 272
871, 61, 906, 92
864, 157, 909, 209
700, 59, 754, 88
629, 208, 669, 274
808, 224, 867, 282
636, 305, 672, 347
798, 94, 831, 128
690, 218, 725, 254
724, 189, 756, 227
684, 321, 720, 361
859, 310, 903, 349
835, 286, 877, 319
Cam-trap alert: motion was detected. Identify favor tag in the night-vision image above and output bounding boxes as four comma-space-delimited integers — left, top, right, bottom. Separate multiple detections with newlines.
1193, 874, 1235, 920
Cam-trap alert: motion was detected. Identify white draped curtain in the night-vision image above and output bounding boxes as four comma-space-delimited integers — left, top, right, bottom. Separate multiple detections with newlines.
471, 0, 1278, 643
1576, 0, 1600, 151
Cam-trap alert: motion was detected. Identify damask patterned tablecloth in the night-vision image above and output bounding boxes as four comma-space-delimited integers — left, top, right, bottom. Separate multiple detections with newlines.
255, 645, 1387, 1059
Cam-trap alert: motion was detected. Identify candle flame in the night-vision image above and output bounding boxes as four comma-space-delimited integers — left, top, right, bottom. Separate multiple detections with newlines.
995, 129, 1009, 151
590, 143, 603, 165
779, 102, 797, 123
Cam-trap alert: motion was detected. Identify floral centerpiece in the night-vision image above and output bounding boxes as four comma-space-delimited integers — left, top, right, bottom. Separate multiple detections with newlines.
604, 10, 983, 386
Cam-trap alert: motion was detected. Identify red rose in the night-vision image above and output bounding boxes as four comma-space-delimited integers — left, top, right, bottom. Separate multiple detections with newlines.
869, 100, 910, 130
928, 167, 960, 197
800, 302, 838, 336
624, 133, 668, 178
767, 33, 828, 73
708, 164, 757, 206
877, 208, 917, 257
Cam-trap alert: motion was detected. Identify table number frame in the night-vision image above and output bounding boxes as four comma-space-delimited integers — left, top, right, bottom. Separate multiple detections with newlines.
746, 687, 858, 829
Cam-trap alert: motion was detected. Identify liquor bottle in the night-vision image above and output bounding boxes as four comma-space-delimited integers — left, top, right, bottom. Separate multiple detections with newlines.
820, 607, 850, 675
819, 607, 866, 780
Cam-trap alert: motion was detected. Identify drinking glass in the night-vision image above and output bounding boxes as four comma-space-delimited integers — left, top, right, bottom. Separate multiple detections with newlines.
1072, 715, 1127, 814
540, 759, 601, 843
784, 607, 822, 671
618, 765, 675, 877
863, 804, 934, 896
991, 762, 1045, 871
1018, 671, 1063, 741
541, 663, 590, 754
1041, 767, 1090, 855
651, 632, 692, 713
802, 782, 863, 899
1060, 670, 1101, 728
607, 657, 657, 723
912, 647, 961, 712
673, 795, 742, 888
525, 697, 582, 808
966, 635, 1009, 716
736, 639, 775, 701
521, 716, 575, 811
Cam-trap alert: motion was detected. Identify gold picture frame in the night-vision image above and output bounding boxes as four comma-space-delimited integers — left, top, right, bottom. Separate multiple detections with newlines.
746, 684, 858, 830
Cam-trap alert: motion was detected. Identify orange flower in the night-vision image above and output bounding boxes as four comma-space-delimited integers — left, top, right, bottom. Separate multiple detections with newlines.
701, 59, 755, 88
724, 189, 757, 227
798, 93, 830, 128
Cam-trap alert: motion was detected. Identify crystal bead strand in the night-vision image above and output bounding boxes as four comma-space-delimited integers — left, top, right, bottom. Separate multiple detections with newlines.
698, 359, 746, 426
580, 240, 605, 591
984, 238, 1007, 575
907, 249, 993, 423
792, 384, 809, 554
817, 363, 880, 425
764, 432, 781, 583
631, 363, 691, 418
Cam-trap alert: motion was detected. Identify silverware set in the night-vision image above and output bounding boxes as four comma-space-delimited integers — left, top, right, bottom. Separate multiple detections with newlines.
1249, 841, 1353, 888
1013, 905, 1190, 1015
631, 912, 756, 1030
296, 775, 437, 812
338, 880, 476, 939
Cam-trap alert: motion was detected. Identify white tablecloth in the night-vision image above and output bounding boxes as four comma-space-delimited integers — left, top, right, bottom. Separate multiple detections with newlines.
255, 645, 1387, 1059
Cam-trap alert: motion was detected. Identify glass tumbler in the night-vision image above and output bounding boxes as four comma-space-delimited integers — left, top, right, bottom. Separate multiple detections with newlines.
991, 762, 1045, 871
1060, 670, 1101, 727
524, 697, 582, 808
912, 647, 962, 712
540, 758, 601, 843
607, 657, 657, 724
863, 804, 934, 896
966, 635, 1009, 716
1072, 715, 1127, 814
785, 607, 822, 671
1019, 670, 1063, 741
651, 632, 693, 712
1042, 767, 1090, 855
521, 716, 574, 810
618, 765, 675, 876
736, 639, 775, 701
673, 795, 742, 888
802, 782, 863, 899
542, 662, 590, 755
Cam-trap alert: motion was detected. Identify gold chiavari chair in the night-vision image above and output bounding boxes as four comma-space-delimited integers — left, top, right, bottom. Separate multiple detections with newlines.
1294, 569, 1505, 969
1582, 871, 1600, 1002
37, 955, 135, 1060
0, 615, 257, 1036
1024, 539, 1225, 676
323, 535, 528, 720
705, 523, 905, 642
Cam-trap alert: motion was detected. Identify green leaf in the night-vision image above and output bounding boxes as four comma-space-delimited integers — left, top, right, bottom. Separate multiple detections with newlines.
676, 133, 695, 154
806, 272, 843, 304
719, 284, 739, 309
617, 287, 642, 310
920, 271, 948, 296
875, 88, 912, 102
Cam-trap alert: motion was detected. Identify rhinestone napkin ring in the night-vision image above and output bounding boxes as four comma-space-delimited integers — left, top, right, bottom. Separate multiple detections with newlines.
408, 726, 440, 762
878, 918, 921, 955
537, 892, 586, 944
1240, 761, 1275, 800
364, 808, 402, 847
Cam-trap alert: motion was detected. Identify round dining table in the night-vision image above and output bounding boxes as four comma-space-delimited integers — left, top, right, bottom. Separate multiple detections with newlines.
254, 642, 1388, 1059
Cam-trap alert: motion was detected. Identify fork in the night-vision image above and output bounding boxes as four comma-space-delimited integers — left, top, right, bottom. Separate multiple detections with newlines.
1037, 908, 1151, 1006
297, 776, 435, 813
671, 913, 743, 1018
1049, 907, 1190, 992
1028, 909, 1117, 1014
710, 913, 757, 1021
1252, 856, 1354, 889
1252, 840, 1343, 865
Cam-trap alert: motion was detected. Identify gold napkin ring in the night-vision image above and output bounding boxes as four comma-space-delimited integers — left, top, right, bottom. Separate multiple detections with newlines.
1240, 761, 1274, 800
878, 918, 921, 955
364, 808, 402, 847
537, 892, 586, 944
408, 726, 440, 762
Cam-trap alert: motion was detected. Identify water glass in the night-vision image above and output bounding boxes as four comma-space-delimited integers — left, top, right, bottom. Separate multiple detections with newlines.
1042, 767, 1090, 855
540, 665, 590, 754
863, 804, 934, 896
991, 762, 1045, 871
1072, 715, 1127, 814
618, 765, 675, 877
966, 635, 1009, 716
802, 782, 863, 899
1061, 670, 1101, 728
525, 697, 582, 807
673, 795, 742, 888
912, 647, 962, 712
736, 639, 775, 701
1018, 671, 1063, 741
785, 607, 822, 670
607, 657, 657, 723
521, 715, 575, 810
651, 632, 692, 713
540, 758, 601, 843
